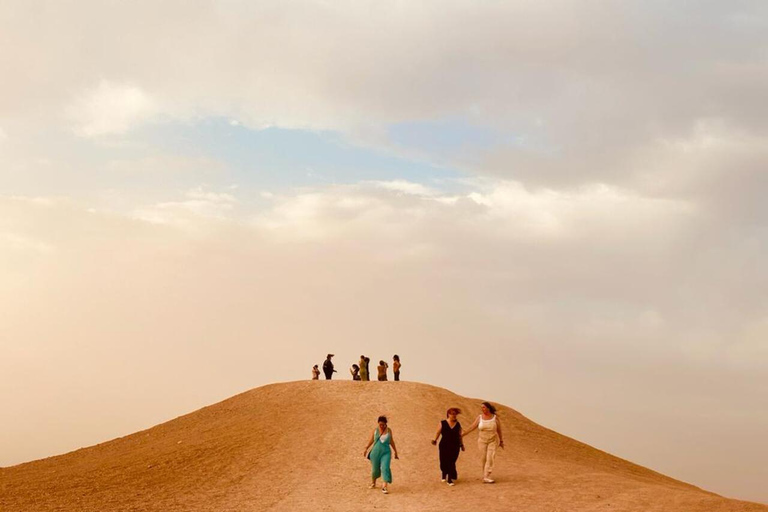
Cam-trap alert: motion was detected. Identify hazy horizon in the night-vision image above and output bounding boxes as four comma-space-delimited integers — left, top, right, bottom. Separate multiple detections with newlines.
1, 0, 767, 504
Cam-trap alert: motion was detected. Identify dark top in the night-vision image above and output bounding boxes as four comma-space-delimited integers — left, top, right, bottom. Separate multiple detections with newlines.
439, 420, 462, 451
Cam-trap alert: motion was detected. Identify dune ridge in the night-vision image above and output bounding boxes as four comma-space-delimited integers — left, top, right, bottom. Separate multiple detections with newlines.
1, 380, 765, 511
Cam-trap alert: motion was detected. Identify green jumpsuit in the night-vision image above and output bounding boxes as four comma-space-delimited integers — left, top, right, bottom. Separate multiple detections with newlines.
370, 428, 393, 483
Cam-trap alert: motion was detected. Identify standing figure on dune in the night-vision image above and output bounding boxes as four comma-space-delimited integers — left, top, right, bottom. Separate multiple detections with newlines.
431, 408, 464, 485
322, 354, 337, 380
364, 357, 371, 380
392, 355, 401, 381
350, 364, 361, 380
461, 402, 504, 483
311, 364, 320, 380
363, 415, 399, 494
359, 355, 369, 381
377, 360, 389, 381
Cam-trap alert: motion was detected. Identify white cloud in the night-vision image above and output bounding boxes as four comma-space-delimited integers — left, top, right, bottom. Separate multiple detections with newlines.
372, 180, 436, 196
68, 80, 157, 137
1, 1, 764, 183
132, 186, 238, 226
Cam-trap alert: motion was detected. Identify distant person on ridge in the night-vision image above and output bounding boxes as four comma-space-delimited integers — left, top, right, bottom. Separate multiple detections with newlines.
359, 355, 369, 381
461, 402, 504, 483
322, 354, 337, 380
377, 360, 389, 381
364, 356, 371, 380
392, 355, 401, 381
350, 364, 361, 380
311, 364, 320, 380
431, 408, 465, 485
363, 415, 399, 494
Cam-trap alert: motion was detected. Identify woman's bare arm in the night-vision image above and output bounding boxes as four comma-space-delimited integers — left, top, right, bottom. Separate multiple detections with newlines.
431, 423, 442, 445
389, 429, 399, 458
462, 416, 480, 437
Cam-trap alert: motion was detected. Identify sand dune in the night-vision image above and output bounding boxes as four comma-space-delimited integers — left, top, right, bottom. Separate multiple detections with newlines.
1, 380, 765, 511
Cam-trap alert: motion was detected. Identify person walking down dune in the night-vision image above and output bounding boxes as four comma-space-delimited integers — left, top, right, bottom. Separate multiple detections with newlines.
350, 364, 361, 380
392, 355, 401, 381
311, 365, 320, 380
359, 355, 369, 381
377, 360, 389, 381
462, 402, 504, 483
363, 415, 399, 494
431, 408, 464, 485
322, 354, 337, 380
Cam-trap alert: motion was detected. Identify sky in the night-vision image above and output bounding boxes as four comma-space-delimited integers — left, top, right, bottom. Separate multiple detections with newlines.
1, 0, 767, 504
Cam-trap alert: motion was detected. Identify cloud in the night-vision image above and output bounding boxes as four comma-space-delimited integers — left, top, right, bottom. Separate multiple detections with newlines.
131, 186, 238, 226
372, 180, 437, 197
68, 80, 157, 137
1, 2, 765, 186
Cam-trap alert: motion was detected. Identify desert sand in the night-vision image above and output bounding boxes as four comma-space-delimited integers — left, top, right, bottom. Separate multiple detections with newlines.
1, 380, 765, 511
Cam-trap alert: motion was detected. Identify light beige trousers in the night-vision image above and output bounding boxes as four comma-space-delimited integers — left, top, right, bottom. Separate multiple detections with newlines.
478, 434, 498, 478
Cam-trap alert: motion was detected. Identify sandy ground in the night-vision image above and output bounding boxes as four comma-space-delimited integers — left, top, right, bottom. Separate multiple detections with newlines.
1, 380, 765, 512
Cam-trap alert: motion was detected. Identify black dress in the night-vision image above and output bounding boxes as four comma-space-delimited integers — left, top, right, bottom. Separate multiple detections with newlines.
439, 420, 462, 481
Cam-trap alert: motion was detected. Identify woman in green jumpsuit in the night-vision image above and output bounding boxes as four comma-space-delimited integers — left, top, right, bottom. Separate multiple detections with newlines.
363, 416, 399, 494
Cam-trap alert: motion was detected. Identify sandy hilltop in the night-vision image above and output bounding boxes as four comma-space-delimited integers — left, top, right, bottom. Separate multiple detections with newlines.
1, 381, 765, 512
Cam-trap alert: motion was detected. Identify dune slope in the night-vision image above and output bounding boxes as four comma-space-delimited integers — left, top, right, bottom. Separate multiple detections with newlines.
1, 381, 765, 512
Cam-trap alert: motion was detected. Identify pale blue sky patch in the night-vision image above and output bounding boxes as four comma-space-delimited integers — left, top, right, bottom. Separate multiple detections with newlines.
135, 118, 464, 192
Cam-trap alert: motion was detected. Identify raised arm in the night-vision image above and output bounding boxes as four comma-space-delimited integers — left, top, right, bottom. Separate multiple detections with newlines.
389, 428, 399, 459
431, 422, 442, 445
363, 430, 374, 457
496, 417, 504, 448
461, 415, 480, 437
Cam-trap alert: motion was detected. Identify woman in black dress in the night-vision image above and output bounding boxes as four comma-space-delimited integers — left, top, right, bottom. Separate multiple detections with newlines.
431, 408, 464, 485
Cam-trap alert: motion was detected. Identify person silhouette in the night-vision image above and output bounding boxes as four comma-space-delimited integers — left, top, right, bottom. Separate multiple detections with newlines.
359, 355, 369, 381
323, 354, 337, 380
392, 355, 401, 381
377, 360, 389, 381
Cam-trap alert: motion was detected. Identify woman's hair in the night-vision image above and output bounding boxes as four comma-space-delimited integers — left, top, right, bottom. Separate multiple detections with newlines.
446, 407, 462, 417
393, 354, 400, 361
352, 364, 359, 370
377, 415, 388, 424
313, 365, 318, 368
379, 360, 385, 365
482, 401, 497, 414
364, 356, 370, 362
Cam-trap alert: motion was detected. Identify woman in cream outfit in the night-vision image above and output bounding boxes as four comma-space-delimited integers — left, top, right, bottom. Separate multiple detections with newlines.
461, 402, 504, 483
